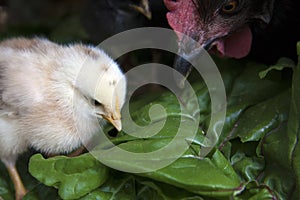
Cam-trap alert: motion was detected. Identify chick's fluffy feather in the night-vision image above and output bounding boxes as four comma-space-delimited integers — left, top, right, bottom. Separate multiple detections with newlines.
0, 38, 126, 159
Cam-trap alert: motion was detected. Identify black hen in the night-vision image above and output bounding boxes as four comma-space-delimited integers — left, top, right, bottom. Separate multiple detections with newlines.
164, 0, 300, 76
82, 0, 168, 43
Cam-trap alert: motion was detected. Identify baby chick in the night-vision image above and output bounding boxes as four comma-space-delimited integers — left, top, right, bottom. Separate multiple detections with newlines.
0, 37, 126, 200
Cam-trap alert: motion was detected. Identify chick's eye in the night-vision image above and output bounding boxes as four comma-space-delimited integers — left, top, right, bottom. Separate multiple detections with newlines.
222, 0, 238, 14
94, 100, 103, 107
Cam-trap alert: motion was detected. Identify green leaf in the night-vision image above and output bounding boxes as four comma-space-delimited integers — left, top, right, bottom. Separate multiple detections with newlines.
29, 153, 109, 199
23, 184, 60, 200
141, 150, 241, 197
234, 90, 290, 142
234, 182, 274, 200
214, 59, 290, 145
259, 57, 295, 79
231, 152, 264, 182
79, 172, 208, 200
135, 180, 205, 200
226, 61, 289, 107
260, 123, 295, 199
289, 42, 300, 199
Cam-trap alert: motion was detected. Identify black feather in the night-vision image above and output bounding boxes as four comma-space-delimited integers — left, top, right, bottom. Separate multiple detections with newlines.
249, 0, 300, 64
81, 0, 169, 43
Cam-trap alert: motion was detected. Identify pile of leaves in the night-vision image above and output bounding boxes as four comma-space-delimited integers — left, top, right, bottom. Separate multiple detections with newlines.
1, 42, 299, 200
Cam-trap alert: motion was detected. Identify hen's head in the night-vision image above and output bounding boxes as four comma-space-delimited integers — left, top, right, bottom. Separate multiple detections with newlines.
164, 0, 275, 75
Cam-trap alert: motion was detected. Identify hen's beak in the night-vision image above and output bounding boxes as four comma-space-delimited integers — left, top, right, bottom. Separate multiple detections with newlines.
173, 38, 215, 88
102, 115, 122, 132
130, 0, 152, 20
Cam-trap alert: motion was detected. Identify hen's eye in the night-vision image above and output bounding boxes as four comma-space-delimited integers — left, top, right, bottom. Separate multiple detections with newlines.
222, 0, 238, 14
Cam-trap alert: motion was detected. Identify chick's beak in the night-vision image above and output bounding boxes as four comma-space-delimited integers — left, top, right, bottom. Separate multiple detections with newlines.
102, 115, 122, 132
130, 0, 152, 20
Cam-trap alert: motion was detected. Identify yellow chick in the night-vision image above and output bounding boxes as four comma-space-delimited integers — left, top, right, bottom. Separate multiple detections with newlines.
0, 38, 126, 200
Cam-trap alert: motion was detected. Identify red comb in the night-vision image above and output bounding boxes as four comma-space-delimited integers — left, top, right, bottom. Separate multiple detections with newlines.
164, 0, 201, 40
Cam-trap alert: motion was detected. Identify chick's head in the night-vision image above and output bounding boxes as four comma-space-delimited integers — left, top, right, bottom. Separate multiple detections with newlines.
74, 47, 126, 132
93, 66, 126, 132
